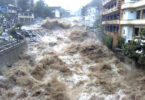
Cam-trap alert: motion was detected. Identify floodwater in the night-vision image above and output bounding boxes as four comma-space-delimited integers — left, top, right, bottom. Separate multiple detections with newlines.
0, 18, 145, 100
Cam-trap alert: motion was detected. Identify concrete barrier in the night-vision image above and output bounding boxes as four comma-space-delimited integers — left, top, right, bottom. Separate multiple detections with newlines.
0, 41, 26, 70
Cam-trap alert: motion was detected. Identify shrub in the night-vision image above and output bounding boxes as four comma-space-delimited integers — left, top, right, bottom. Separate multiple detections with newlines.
0, 28, 3, 35
103, 35, 113, 49
9, 28, 16, 36
122, 41, 141, 61
15, 23, 22, 30
118, 37, 125, 48
8, 28, 18, 39
122, 40, 145, 67
140, 28, 145, 37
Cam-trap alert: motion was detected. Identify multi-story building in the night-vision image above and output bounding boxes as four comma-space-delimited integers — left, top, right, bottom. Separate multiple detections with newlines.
121, 0, 145, 43
84, 7, 98, 27
18, 10, 34, 25
102, 0, 122, 47
102, 0, 145, 47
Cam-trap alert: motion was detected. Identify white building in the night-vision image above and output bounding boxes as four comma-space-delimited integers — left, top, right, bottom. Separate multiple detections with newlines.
84, 7, 98, 27
18, 10, 34, 24
121, 0, 145, 42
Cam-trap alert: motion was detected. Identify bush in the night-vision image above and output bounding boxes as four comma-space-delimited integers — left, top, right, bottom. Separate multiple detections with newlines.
15, 23, 22, 30
140, 28, 145, 37
122, 40, 145, 67
122, 41, 141, 60
103, 35, 113, 49
118, 37, 125, 48
0, 28, 3, 35
8, 28, 17, 39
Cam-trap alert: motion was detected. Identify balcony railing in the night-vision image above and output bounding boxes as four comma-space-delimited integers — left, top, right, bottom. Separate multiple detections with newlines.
121, 0, 145, 9
103, 0, 112, 6
103, 7, 118, 15
120, 19, 145, 25
102, 20, 120, 24
18, 14, 34, 19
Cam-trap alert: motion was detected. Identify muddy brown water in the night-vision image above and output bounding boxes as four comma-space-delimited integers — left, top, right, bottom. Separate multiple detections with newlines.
0, 20, 145, 100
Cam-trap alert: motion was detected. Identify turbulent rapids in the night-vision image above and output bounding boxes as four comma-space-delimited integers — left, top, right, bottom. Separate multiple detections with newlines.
0, 18, 145, 100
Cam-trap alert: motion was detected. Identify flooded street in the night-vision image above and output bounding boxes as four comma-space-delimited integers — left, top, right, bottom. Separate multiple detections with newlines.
0, 18, 145, 100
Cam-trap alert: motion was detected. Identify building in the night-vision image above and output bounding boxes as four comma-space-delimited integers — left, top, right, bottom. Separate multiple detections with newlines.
49, 7, 62, 18
102, 0, 122, 47
121, 0, 145, 43
84, 7, 98, 27
18, 10, 34, 25
102, 0, 145, 47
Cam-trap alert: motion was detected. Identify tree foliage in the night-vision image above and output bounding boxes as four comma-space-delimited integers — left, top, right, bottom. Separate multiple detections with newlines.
118, 37, 125, 48
17, 0, 32, 10
34, 0, 52, 18
88, 0, 102, 10
122, 39, 145, 67
103, 35, 113, 49
140, 28, 145, 38
15, 22, 22, 30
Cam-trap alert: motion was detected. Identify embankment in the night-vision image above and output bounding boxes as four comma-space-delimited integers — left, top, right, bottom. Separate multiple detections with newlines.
0, 41, 26, 70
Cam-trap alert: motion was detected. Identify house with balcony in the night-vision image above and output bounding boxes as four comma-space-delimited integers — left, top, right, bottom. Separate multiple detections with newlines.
102, 0, 145, 47
102, 0, 122, 47
18, 10, 34, 25
121, 0, 145, 43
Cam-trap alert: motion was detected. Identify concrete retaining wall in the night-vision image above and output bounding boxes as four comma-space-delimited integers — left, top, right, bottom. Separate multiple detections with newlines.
0, 41, 26, 70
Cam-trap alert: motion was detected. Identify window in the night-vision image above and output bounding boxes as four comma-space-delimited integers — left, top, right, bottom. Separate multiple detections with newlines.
136, 10, 140, 19
135, 28, 139, 36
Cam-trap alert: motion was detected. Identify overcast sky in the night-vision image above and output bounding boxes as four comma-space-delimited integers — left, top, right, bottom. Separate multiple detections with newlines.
35, 0, 92, 12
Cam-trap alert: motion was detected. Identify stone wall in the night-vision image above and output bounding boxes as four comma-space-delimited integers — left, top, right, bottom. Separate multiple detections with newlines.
0, 41, 26, 70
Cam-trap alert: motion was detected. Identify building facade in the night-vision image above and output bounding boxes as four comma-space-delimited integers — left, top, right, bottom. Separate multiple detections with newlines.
102, 0, 122, 47
102, 0, 145, 47
121, 0, 145, 43
18, 10, 34, 25
84, 7, 98, 27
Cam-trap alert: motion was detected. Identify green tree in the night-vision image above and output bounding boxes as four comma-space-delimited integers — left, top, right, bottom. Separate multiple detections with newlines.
103, 35, 113, 49
34, 0, 52, 18
17, 0, 32, 10
118, 37, 125, 48
89, 0, 102, 10
15, 22, 22, 30
81, 5, 88, 16
140, 28, 145, 38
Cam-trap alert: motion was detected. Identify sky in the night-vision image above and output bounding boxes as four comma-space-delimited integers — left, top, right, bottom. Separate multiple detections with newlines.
35, 0, 92, 12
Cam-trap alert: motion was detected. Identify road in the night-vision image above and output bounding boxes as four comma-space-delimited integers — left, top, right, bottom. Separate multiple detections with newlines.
0, 18, 145, 100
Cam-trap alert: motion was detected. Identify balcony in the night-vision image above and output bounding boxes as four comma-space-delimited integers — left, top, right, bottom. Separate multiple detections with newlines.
120, 19, 145, 25
103, 7, 118, 15
122, 0, 145, 9
103, 0, 112, 6
18, 14, 35, 19
102, 20, 120, 24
